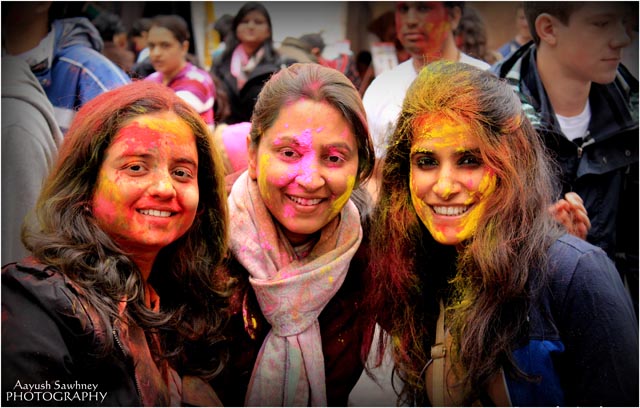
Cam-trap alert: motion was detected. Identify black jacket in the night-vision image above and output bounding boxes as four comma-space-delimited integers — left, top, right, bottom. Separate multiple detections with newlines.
491, 43, 639, 297
2, 259, 221, 407
211, 51, 288, 125
2, 259, 141, 406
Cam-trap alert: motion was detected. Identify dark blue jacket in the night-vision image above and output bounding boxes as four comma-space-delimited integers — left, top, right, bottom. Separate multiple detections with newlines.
507, 234, 638, 406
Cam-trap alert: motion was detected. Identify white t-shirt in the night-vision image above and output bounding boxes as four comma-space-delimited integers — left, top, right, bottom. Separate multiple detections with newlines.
363, 53, 490, 159
555, 100, 591, 142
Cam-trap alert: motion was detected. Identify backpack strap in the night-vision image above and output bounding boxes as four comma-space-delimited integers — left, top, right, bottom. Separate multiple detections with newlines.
430, 300, 446, 406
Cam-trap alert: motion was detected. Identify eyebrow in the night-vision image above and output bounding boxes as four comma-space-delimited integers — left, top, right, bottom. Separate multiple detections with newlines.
115, 152, 198, 167
272, 136, 354, 153
410, 147, 481, 157
325, 142, 354, 155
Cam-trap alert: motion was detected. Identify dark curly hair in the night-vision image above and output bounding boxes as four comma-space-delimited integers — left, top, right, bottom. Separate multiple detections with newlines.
22, 80, 230, 380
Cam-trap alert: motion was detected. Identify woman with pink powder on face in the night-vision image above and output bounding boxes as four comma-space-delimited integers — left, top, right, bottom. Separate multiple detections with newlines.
211, 63, 375, 406
1, 81, 230, 406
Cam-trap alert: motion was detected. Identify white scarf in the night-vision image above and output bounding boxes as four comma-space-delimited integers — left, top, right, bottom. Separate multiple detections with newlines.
230, 44, 265, 90
228, 172, 363, 406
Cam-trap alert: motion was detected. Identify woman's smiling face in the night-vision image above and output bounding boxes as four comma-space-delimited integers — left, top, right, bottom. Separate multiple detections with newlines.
248, 99, 359, 245
409, 113, 497, 246
91, 111, 199, 259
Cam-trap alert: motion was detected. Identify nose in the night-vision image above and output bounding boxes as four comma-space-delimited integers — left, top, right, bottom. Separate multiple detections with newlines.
406, 7, 419, 25
149, 46, 161, 59
294, 162, 325, 191
432, 169, 461, 200
148, 171, 177, 199
612, 18, 633, 49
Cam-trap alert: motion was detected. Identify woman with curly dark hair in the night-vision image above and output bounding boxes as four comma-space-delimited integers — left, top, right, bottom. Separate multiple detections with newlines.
364, 61, 638, 406
2, 81, 230, 406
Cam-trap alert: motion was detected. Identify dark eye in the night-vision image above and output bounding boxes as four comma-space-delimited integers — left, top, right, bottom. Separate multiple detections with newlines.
173, 168, 194, 180
459, 154, 481, 167
128, 164, 145, 173
279, 148, 300, 161
396, 3, 409, 13
123, 163, 147, 176
416, 156, 437, 168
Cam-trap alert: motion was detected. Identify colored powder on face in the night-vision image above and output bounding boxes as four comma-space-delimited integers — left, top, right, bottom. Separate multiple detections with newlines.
297, 128, 313, 148
330, 175, 356, 218
114, 116, 194, 159
258, 153, 272, 200
454, 169, 497, 241
134, 114, 193, 142
283, 203, 296, 218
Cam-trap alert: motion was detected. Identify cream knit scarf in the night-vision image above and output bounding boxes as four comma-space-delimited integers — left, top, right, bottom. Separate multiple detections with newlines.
228, 171, 363, 406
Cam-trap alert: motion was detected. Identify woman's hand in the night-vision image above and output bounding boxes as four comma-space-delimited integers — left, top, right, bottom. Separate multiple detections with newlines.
549, 192, 591, 240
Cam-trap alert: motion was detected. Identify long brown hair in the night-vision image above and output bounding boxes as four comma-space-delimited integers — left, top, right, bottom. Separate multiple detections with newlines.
22, 81, 230, 379
364, 61, 563, 404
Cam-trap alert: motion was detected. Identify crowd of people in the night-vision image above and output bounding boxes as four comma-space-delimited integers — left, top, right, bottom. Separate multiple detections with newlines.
2, 1, 638, 407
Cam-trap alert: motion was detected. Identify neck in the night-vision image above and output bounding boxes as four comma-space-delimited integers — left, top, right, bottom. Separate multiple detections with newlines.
241, 42, 260, 57
515, 34, 531, 46
412, 35, 460, 72
536, 46, 591, 117
163, 60, 187, 85
134, 253, 158, 283
3, 18, 50, 55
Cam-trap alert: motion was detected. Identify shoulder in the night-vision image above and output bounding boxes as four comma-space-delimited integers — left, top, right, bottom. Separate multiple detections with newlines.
54, 45, 130, 86
363, 59, 415, 110
2, 259, 100, 339
366, 59, 416, 93
547, 234, 615, 280
184, 64, 214, 84
145, 71, 162, 83
459, 52, 491, 70
545, 234, 631, 313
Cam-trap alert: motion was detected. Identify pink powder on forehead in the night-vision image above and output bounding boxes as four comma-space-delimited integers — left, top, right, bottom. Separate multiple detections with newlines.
297, 128, 313, 147
315, 127, 324, 133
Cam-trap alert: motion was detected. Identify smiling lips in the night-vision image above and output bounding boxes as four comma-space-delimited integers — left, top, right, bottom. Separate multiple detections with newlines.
431, 205, 470, 216
138, 209, 174, 218
287, 195, 323, 206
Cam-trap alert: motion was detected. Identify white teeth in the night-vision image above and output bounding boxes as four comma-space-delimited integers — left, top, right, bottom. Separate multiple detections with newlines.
432, 206, 469, 216
288, 196, 322, 206
139, 209, 172, 217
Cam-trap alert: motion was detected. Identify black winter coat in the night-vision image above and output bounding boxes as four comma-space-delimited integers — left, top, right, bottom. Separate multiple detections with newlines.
211, 52, 288, 125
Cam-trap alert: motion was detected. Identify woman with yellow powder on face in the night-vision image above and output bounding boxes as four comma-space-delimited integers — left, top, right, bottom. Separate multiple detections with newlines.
211, 63, 375, 406
363, 62, 638, 406
2, 81, 230, 406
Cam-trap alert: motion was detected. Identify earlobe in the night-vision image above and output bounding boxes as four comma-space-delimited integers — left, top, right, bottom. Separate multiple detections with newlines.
535, 14, 558, 46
